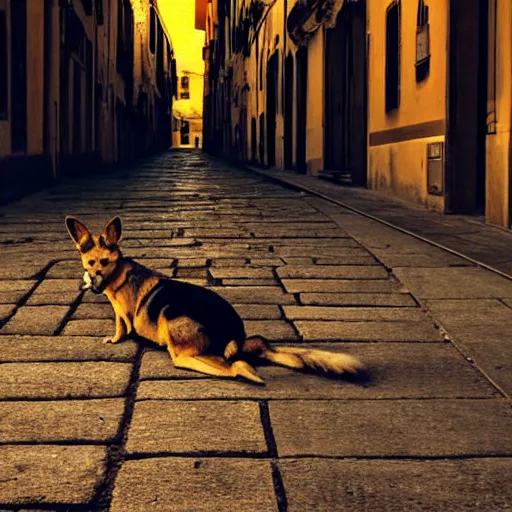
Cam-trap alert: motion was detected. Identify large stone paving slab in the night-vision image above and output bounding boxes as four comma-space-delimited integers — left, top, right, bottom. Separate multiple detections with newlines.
136, 343, 497, 399
0, 305, 70, 335
283, 306, 427, 321
424, 298, 512, 342
279, 458, 512, 512
300, 292, 417, 306
25, 290, 80, 306
210, 286, 296, 304
282, 279, 404, 293
209, 267, 275, 279
71, 302, 115, 319
0, 335, 137, 362
0, 264, 46, 280
34, 279, 82, 293
0, 361, 132, 399
276, 266, 389, 279
314, 255, 379, 265
0, 445, 107, 506
110, 458, 277, 512
223, 278, 279, 286
0, 289, 33, 304
0, 398, 125, 442
293, 320, 442, 342
233, 304, 282, 320
0, 279, 37, 294
375, 251, 473, 268
421, 299, 512, 395
269, 399, 512, 457
0, 304, 14, 323
393, 267, 512, 299
125, 400, 266, 455
62, 318, 115, 336
245, 320, 298, 341
453, 340, 512, 398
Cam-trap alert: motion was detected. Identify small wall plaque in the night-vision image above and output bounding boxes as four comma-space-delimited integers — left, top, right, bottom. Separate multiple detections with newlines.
427, 142, 444, 196
416, 24, 430, 66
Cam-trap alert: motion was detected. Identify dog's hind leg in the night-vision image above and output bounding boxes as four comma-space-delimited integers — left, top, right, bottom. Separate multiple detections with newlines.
159, 316, 264, 384
174, 354, 265, 385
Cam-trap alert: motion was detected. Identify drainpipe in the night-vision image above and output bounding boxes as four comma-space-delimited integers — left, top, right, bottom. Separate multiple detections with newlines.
282, 0, 287, 166
255, 35, 259, 139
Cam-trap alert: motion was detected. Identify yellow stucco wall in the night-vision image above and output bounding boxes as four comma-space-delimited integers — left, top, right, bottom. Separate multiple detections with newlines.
486, 0, 512, 227
367, 0, 447, 210
368, 135, 445, 209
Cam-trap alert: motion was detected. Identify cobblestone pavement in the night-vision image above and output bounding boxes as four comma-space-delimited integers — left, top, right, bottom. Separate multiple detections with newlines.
0, 150, 511, 511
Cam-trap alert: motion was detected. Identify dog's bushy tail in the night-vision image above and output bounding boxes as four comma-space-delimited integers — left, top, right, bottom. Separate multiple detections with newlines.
242, 336, 365, 376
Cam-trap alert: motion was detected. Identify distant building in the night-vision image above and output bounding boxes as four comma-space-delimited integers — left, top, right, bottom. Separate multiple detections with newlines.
173, 72, 204, 147
159, 0, 205, 149
200, 0, 512, 229
0, 0, 176, 202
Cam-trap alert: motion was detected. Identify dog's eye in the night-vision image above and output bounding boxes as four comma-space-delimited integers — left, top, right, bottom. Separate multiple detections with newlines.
88, 259, 95, 266
100, 258, 109, 266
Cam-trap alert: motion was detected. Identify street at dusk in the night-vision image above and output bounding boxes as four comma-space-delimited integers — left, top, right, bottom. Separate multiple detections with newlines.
1, 0, 512, 510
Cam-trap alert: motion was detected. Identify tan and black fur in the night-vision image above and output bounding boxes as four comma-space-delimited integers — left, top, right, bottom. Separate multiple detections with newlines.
65, 216, 365, 385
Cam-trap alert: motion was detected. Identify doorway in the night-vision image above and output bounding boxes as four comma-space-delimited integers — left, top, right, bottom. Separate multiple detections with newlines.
446, 0, 488, 214
296, 46, 308, 174
283, 53, 293, 169
180, 119, 190, 145
266, 51, 278, 167
323, 1, 367, 185
259, 113, 265, 164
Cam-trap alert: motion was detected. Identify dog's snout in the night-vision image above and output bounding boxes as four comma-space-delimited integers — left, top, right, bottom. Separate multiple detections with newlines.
95, 270, 103, 276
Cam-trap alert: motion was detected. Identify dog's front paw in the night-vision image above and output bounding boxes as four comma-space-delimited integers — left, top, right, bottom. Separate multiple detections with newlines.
103, 336, 122, 344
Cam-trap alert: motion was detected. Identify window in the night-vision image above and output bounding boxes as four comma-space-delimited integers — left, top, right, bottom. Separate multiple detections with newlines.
0, 10, 7, 119
149, 7, 156, 54
180, 76, 189, 99
156, 24, 164, 92
385, 0, 400, 112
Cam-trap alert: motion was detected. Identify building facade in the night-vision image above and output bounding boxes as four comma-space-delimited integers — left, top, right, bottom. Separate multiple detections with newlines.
0, 0, 176, 202
201, 0, 512, 228
172, 72, 204, 147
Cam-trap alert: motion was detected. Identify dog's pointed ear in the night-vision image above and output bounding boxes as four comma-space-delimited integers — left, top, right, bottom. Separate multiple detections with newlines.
102, 216, 122, 245
65, 216, 92, 248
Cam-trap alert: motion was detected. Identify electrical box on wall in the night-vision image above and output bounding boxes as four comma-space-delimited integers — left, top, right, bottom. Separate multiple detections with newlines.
427, 142, 444, 196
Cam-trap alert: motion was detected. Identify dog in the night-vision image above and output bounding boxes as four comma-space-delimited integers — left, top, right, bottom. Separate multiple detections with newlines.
65, 216, 365, 385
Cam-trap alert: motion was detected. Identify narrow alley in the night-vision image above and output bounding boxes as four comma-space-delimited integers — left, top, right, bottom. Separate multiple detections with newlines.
0, 150, 511, 511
